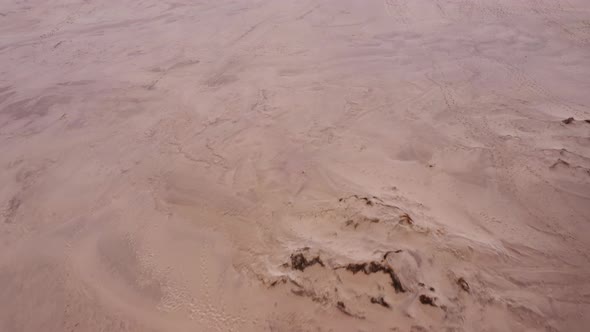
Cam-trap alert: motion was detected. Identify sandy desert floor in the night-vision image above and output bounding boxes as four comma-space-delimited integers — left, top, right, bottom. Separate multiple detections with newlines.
1, 0, 590, 331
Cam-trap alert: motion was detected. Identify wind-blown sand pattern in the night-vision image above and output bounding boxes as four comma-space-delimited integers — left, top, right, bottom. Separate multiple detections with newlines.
1, 0, 590, 331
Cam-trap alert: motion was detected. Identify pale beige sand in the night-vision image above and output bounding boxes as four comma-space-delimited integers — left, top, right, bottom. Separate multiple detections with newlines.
1, 0, 590, 331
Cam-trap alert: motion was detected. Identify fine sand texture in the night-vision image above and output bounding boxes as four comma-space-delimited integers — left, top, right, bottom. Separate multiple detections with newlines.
1, 0, 590, 331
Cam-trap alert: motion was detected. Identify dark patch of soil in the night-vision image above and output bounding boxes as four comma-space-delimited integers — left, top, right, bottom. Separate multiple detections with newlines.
335, 301, 364, 319
290, 252, 325, 271
370, 296, 390, 308
457, 277, 470, 293
562, 117, 575, 124
399, 213, 413, 225
419, 294, 436, 306
343, 261, 405, 293
3, 196, 21, 223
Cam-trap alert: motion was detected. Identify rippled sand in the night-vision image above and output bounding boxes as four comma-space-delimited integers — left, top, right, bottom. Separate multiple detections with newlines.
1, 1, 590, 331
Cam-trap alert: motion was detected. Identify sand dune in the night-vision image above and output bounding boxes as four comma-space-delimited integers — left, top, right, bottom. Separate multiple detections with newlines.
1, 0, 590, 331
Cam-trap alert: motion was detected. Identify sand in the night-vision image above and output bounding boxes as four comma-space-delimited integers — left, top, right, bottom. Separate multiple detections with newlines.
1, 0, 590, 331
